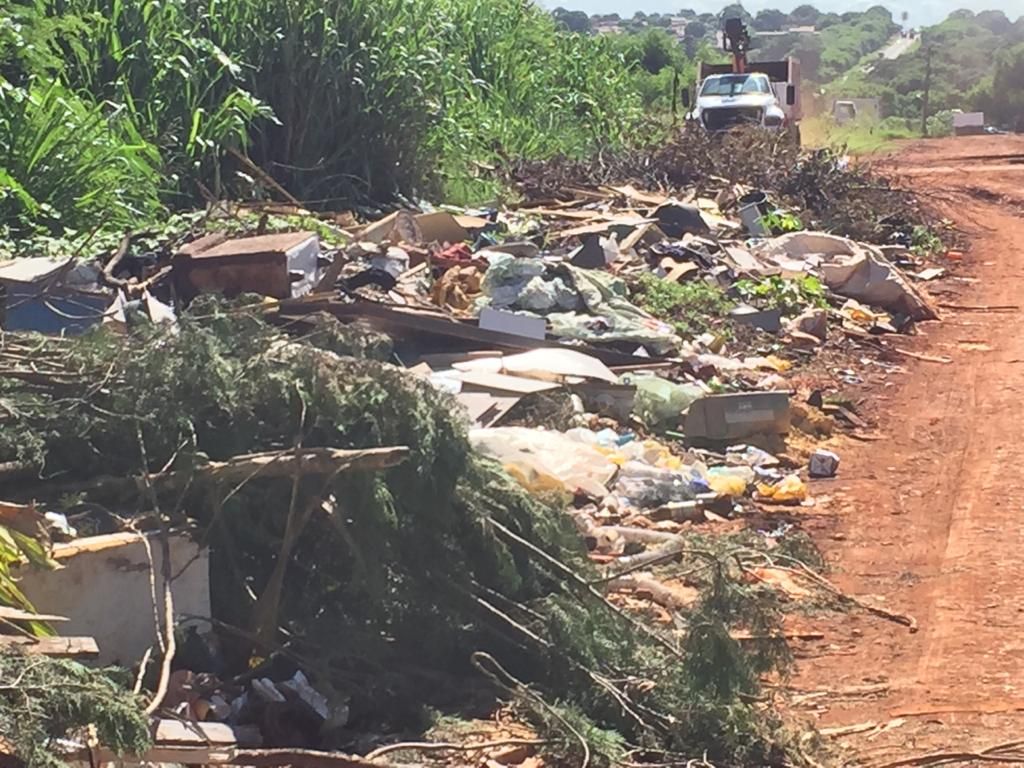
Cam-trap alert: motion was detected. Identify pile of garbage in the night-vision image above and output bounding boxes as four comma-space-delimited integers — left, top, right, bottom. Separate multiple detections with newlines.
0, 153, 944, 768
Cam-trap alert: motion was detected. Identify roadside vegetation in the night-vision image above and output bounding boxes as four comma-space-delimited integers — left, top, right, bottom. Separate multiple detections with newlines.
832, 10, 1024, 130
2, 0, 648, 238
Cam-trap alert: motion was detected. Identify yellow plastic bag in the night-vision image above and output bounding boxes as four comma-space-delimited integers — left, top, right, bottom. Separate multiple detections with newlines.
756, 473, 808, 503
708, 474, 748, 497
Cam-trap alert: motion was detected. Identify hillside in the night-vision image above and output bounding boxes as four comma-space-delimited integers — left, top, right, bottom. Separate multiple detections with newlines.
750, 6, 899, 84
863, 10, 1024, 124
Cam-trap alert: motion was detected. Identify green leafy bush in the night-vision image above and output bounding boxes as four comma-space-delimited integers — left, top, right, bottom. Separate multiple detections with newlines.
632, 272, 735, 338
19, 0, 643, 211
0, 79, 162, 237
735, 275, 827, 316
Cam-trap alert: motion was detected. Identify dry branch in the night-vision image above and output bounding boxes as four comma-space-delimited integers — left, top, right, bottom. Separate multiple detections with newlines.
11, 447, 409, 500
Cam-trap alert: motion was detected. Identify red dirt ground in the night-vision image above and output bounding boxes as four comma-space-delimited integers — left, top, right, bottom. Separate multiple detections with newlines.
788, 135, 1024, 767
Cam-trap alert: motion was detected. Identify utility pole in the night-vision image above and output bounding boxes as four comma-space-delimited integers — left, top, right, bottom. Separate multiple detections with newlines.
921, 41, 933, 137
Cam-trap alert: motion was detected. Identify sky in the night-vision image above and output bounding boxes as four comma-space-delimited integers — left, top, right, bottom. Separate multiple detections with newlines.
538, 0, 1024, 28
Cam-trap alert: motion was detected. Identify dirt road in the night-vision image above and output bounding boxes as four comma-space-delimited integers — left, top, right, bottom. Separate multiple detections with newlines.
881, 34, 916, 60
791, 135, 1024, 765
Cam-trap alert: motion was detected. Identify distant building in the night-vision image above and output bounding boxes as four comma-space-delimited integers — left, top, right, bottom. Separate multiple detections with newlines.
953, 112, 985, 136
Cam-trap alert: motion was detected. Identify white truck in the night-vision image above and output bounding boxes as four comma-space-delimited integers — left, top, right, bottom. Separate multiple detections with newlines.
685, 61, 802, 143
682, 19, 803, 144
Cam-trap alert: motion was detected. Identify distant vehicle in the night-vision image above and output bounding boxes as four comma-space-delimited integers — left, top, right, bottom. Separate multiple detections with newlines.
834, 100, 858, 125
683, 18, 802, 143
984, 125, 1008, 135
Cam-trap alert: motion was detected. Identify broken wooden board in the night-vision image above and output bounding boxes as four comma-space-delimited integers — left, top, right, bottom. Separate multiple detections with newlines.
516, 208, 605, 221
69, 720, 265, 767
455, 392, 521, 428
0, 606, 67, 622
619, 222, 667, 251
0, 635, 99, 658
459, 371, 561, 395
557, 217, 653, 240
602, 185, 670, 207
663, 261, 701, 283
282, 298, 664, 367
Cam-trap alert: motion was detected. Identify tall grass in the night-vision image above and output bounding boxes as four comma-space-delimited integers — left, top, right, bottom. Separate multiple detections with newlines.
0, 80, 162, 237
15, 0, 644, 212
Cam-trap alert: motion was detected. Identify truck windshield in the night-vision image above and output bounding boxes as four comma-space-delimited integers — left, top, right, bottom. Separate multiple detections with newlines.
701, 75, 770, 96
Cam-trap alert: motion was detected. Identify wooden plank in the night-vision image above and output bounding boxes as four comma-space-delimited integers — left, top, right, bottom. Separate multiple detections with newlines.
557, 217, 651, 240
455, 392, 521, 427
155, 720, 261, 747
21, 447, 410, 502
281, 299, 664, 367
0, 607, 67, 622
603, 184, 670, 207
230, 748, 388, 768
459, 370, 561, 395
516, 208, 604, 220
0, 636, 99, 658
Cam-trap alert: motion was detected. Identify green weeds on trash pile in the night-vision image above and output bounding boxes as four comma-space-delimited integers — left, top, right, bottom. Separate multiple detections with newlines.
0, 300, 823, 766
631, 273, 736, 338
735, 275, 829, 317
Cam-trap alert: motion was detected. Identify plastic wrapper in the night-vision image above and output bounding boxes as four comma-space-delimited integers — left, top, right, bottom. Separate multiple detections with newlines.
614, 460, 710, 508
470, 427, 616, 497
756, 473, 808, 503
707, 465, 755, 496
622, 374, 705, 427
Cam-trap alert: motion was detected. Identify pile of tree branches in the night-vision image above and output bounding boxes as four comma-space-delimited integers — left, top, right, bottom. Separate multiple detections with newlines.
503, 125, 937, 244
0, 299, 820, 767
0, 652, 151, 768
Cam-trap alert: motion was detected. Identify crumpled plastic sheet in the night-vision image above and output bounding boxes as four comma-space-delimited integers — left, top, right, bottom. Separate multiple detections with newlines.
477, 253, 681, 353
756, 232, 937, 321
469, 427, 617, 497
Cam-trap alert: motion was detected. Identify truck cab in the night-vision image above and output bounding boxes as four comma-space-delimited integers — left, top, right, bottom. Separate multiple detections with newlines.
690, 72, 789, 131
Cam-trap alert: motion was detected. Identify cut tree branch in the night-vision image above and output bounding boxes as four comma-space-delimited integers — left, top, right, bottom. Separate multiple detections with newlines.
10, 447, 409, 501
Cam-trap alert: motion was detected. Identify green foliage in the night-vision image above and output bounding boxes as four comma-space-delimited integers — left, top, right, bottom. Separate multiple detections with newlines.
789, 4, 822, 27
0, 520, 56, 632
0, 652, 151, 768
735, 275, 827, 316
23, 0, 643, 210
759, 210, 804, 234
911, 224, 943, 256
719, 4, 753, 26
632, 272, 735, 338
0, 77, 162, 237
866, 11, 1024, 122
754, 6, 898, 84
552, 7, 592, 34
606, 28, 700, 115
613, 28, 686, 76
753, 9, 788, 32
975, 41, 1024, 129
3, 0, 649, 233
